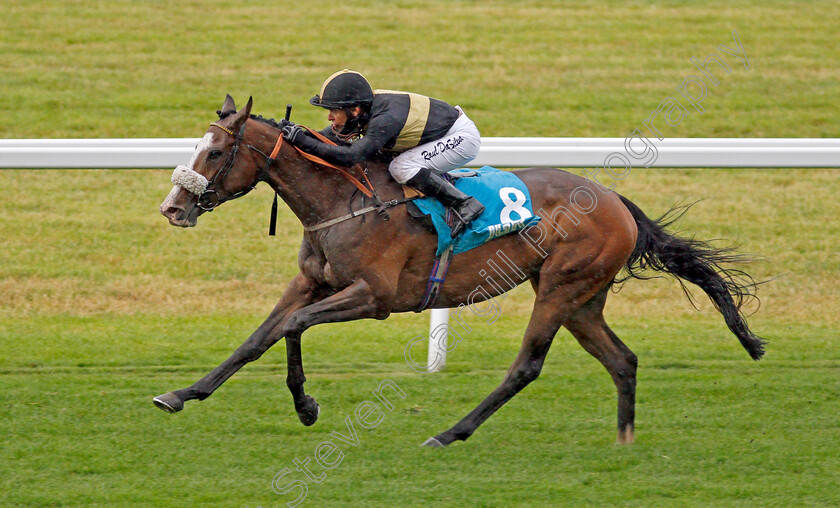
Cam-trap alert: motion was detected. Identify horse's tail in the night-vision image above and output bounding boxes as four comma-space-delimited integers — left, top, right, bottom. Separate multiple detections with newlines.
616, 194, 766, 360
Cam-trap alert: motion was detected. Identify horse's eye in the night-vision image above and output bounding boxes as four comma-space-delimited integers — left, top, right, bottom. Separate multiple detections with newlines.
208, 149, 223, 160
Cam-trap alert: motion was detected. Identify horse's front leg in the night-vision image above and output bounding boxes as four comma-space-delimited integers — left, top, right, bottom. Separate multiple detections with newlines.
284, 334, 319, 425
282, 277, 390, 425
152, 273, 321, 413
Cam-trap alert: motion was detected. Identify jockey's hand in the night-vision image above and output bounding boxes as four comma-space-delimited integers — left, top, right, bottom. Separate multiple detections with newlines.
280, 121, 306, 145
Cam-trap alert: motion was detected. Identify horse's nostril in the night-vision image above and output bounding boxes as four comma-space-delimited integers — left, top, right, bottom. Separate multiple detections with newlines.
162, 205, 182, 218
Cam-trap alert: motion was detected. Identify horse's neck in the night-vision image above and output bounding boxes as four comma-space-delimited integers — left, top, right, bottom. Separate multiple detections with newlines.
245, 121, 407, 227
249, 122, 358, 226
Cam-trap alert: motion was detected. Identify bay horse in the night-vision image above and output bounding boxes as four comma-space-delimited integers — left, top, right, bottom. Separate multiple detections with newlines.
154, 95, 765, 447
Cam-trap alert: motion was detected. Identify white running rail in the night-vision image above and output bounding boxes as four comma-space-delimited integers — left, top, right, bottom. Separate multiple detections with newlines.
2, 137, 839, 168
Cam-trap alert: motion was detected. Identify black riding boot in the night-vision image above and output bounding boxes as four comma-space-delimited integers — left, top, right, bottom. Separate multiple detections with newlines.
407, 168, 485, 237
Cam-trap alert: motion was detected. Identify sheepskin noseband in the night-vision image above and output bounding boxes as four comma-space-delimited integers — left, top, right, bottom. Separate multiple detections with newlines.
171, 165, 209, 196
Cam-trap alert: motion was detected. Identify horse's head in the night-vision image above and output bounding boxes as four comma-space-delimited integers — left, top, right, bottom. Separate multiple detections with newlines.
160, 94, 260, 227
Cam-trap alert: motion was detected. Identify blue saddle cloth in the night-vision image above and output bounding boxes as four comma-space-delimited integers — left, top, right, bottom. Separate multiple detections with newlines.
413, 166, 542, 256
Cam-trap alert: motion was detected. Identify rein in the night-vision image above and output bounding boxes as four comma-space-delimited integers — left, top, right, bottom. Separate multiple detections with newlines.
206, 120, 379, 200
187, 119, 400, 234
284, 126, 378, 200
252, 122, 404, 232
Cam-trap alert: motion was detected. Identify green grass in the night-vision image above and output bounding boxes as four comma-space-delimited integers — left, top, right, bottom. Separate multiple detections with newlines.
2, 0, 839, 139
2, 171, 837, 508
1, 314, 838, 507
2, 1, 840, 506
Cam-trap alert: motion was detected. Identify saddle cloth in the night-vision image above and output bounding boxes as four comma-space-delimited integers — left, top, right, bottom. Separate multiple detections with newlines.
410, 166, 542, 256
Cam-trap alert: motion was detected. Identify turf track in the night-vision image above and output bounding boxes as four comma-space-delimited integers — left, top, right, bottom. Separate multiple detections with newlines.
1, 1, 838, 506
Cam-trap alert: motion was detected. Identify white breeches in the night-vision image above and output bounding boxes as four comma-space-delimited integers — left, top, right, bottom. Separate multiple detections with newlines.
387, 107, 481, 184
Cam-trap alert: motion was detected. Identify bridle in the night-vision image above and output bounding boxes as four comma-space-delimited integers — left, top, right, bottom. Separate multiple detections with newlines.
196, 121, 277, 211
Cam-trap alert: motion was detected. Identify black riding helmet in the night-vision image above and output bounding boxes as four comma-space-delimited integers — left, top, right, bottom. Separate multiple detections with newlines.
310, 69, 374, 109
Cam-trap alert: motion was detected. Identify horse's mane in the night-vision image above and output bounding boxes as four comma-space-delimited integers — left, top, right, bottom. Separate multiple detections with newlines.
214, 107, 284, 130
248, 114, 283, 129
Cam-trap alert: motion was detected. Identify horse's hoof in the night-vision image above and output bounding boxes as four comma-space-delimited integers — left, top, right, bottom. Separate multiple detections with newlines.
617, 426, 635, 445
153, 392, 184, 413
296, 396, 320, 426
420, 437, 445, 448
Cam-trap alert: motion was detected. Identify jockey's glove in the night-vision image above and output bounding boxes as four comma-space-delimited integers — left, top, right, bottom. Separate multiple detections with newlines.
280, 120, 307, 145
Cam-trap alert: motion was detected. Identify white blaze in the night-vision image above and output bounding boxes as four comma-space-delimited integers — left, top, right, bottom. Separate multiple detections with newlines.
188, 132, 215, 171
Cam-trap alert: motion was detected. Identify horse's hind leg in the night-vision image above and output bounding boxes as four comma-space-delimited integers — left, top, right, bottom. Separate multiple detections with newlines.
422, 278, 595, 447
564, 287, 638, 444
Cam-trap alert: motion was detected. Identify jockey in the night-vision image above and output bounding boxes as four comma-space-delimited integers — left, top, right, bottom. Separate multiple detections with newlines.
280, 69, 485, 237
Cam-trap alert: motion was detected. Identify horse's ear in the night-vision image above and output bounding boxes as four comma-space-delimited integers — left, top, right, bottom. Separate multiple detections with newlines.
231, 96, 253, 130
218, 94, 237, 119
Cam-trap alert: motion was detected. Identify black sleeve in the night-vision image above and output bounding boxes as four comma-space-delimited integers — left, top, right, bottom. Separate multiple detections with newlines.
296, 115, 402, 166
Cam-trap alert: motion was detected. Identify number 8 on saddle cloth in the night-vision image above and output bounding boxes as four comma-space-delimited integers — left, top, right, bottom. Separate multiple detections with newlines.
412, 166, 542, 256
